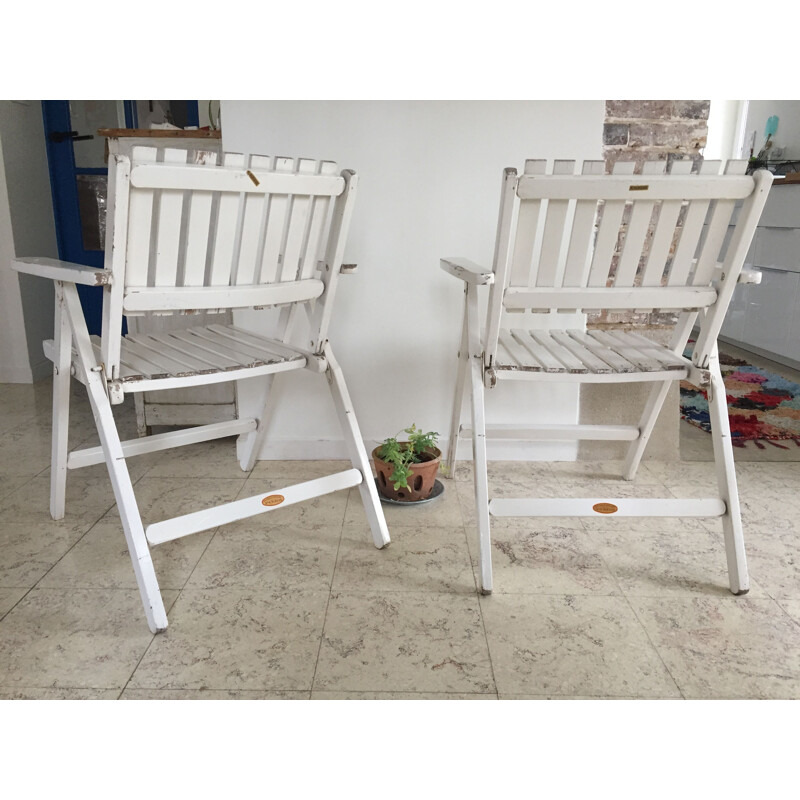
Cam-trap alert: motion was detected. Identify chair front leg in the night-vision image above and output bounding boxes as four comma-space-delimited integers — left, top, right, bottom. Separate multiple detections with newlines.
707, 355, 749, 595
445, 286, 470, 479
50, 283, 72, 520
465, 283, 492, 594
62, 284, 169, 632
324, 344, 390, 550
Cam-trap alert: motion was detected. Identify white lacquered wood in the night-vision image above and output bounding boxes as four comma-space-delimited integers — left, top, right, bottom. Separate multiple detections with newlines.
502, 286, 717, 311
147, 469, 363, 545
153, 148, 188, 287
130, 162, 345, 197
517, 172, 754, 202
441, 157, 770, 601
640, 160, 693, 287
68, 419, 256, 469
667, 160, 721, 286
12, 257, 112, 286
126, 146, 158, 286
460, 423, 640, 441
490, 497, 726, 517
123, 278, 324, 312
50, 284, 72, 519
62, 283, 168, 632
325, 344, 391, 549
562, 160, 605, 288
279, 158, 316, 282
467, 283, 492, 593
22, 146, 385, 632
535, 159, 575, 287
588, 161, 636, 287
614, 160, 665, 287
707, 353, 749, 593
440, 257, 494, 285
182, 150, 218, 286
509, 161, 545, 286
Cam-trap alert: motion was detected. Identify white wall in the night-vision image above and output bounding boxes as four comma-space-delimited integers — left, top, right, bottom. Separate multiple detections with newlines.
742, 101, 800, 159
705, 100, 746, 161
0, 101, 58, 383
222, 100, 604, 460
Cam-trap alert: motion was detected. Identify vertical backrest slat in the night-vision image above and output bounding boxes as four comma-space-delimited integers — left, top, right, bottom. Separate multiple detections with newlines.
152, 148, 188, 287
561, 160, 604, 287
667, 160, 721, 285
182, 150, 218, 286
208, 152, 245, 286
509, 159, 546, 286
640, 159, 693, 286
614, 160, 666, 287
535, 159, 576, 287
299, 160, 338, 280
280, 158, 317, 282
258, 156, 294, 284
126, 146, 158, 286
587, 161, 636, 287
692, 159, 748, 286
234, 154, 272, 285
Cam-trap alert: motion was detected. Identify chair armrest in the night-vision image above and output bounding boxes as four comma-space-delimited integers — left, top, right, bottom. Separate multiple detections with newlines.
12, 257, 112, 286
440, 257, 494, 285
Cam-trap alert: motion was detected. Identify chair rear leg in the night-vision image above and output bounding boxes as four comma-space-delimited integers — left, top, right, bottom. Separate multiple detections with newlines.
445, 292, 470, 479
707, 359, 749, 595
324, 344, 390, 549
623, 379, 673, 481
50, 284, 72, 520
238, 373, 278, 472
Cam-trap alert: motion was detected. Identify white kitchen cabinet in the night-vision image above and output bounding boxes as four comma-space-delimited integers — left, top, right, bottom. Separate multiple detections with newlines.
740, 267, 799, 356
719, 183, 800, 369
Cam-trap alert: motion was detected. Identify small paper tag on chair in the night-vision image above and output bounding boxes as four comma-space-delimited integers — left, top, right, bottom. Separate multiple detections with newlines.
262, 494, 285, 507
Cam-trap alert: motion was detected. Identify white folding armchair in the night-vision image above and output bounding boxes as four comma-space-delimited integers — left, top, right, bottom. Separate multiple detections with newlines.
13, 147, 390, 633
442, 158, 772, 596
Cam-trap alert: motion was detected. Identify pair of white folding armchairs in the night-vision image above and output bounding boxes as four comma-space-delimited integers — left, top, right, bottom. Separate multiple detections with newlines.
14, 148, 771, 632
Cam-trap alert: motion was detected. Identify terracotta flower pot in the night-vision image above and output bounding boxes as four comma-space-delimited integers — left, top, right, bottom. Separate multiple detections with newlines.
372, 445, 442, 502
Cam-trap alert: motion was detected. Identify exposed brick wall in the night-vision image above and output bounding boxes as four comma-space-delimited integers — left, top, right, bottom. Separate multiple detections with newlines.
589, 99, 711, 329
578, 101, 711, 461
603, 100, 710, 173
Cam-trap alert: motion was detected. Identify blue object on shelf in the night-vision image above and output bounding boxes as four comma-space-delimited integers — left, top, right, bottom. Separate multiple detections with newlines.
765, 115, 779, 136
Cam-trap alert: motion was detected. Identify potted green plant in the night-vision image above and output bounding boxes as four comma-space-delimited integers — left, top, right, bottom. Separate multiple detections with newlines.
372, 424, 442, 502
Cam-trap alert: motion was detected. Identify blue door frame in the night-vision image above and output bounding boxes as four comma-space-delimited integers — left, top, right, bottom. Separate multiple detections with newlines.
41, 100, 199, 335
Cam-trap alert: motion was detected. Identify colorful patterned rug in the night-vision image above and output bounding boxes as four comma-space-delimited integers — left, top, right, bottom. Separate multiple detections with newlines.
680, 345, 800, 449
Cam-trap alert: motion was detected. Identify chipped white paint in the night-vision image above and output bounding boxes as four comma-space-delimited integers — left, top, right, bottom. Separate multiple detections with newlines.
443, 158, 773, 597
12, 148, 390, 631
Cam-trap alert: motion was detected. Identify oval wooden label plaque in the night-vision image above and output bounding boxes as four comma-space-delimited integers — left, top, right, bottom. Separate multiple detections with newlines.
592, 502, 618, 514
262, 495, 285, 507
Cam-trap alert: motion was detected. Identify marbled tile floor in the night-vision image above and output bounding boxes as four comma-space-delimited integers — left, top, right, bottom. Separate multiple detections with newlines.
1, 379, 800, 700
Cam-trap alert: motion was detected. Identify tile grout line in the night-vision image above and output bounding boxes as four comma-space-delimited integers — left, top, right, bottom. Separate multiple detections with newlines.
308, 480, 351, 696
454, 474, 500, 698
118, 462, 255, 699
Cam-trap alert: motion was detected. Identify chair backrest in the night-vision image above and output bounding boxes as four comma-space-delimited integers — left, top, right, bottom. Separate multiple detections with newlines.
484, 158, 773, 371
101, 147, 357, 379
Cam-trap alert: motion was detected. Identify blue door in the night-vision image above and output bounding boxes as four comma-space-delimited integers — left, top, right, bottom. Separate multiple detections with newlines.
41, 100, 200, 335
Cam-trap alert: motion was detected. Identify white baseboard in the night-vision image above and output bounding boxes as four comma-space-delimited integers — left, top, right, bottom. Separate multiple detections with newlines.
244, 437, 578, 462
0, 364, 34, 383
